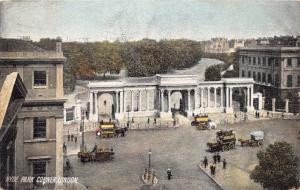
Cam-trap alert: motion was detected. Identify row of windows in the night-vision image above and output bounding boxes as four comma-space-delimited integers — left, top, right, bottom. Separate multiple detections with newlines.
241, 70, 279, 86
241, 56, 300, 68
242, 70, 300, 87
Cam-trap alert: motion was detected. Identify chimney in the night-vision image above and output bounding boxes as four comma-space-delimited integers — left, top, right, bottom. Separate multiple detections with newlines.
56, 42, 62, 53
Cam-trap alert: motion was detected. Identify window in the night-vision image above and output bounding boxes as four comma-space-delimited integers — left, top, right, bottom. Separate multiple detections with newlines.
34, 71, 47, 86
241, 56, 244, 64
298, 75, 300, 87
287, 58, 292, 67
33, 161, 46, 186
297, 58, 300, 67
262, 73, 266, 82
66, 107, 75, 122
257, 72, 261, 82
241, 70, 245, 77
287, 75, 293, 87
33, 118, 46, 138
275, 74, 279, 87
262, 57, 266, 66
275, 59, 279, 67
268, 74, 272, 84
248, 57, 251, 65
253, 72, 256, 80
253, 57, 256, 65
268, 58, 272, 67
248, 71, 251, 77
258, 57, 261, 65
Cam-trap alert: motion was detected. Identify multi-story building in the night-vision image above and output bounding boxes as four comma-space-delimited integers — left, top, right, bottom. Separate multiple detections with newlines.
204, 38, 230, 53
0, 38, 66, 189
238, 46, 300, 110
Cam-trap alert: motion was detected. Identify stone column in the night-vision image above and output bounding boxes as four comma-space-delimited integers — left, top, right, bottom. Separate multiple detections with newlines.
120, 91, 124, 113
94, 92, 98, 121
285, 99, 289, 113
146, 90, 150, 111
139, 90, 142, 111
200, 88, 204, 107
89, 92, 93, 119
250, 87, 253, 107
262, 97, 265, 110
207, 87, 210, 108
247, 87, 250, 107
116, 91, 119, 113
214, 87, 217, 107
168, 90, 171, 113
161, 89, 164, 112
188, 89, 191, 111
194, 88, 198, 109
131, 91, 134, 112
124, 90, 127, 112
272, 98, 276, 112
229, 87, 233, 108
226, 87, 229, 108
220, 87, 223, 107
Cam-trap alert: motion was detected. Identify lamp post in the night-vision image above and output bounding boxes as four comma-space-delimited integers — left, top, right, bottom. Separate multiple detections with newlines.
148, 149, 152, 169
81, 106, 89, 152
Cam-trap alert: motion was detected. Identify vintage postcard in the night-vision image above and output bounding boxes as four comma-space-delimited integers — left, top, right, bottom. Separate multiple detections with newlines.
0, 0, 300, 189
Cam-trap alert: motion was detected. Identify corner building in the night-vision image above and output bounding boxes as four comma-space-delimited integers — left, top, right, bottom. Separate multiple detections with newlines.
0, 38, 66, 189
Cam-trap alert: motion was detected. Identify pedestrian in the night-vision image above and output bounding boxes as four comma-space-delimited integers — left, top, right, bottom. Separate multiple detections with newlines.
267, 111, 269, 117
203, 156, 208, 168
217, 152, 221, 163
67, 134, 70, 142
209, 164, 214, 175
154, 118, 157, 124
63, 142, 67, 154
223, 159, 227, 169
71, 134, 74, 142
167, 169, 172, 180
258, 112, 260, 118
213, 153, 217, 164
234, 113, 237, 119
74, 136, 77, 143
147, 117, 150, 124
212, 164, 216, 175
132, 117, 134, 123
66, 159, 71, 170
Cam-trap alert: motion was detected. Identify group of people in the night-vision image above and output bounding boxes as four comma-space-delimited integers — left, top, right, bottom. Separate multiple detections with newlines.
67, 134, 77, 143
255, 111, 261, 118
203, 152, 227, 176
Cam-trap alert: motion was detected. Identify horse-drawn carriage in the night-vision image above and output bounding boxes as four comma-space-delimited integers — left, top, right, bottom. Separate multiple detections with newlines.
96, 121, 128, 138
207, 130, 236, 152
77, 147, 114, 162
238, 131, 264, 147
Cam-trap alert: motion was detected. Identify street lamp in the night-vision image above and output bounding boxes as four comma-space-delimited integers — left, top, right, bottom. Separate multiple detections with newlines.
81, 106, 89, 152
148, 149, 152, 169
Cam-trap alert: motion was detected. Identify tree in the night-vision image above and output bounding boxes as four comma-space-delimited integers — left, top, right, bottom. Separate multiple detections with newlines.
250, 141, 299, 190
205, 64, 222, 81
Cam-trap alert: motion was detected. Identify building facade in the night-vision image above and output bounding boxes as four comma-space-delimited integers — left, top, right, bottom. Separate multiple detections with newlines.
238, 46, 300, 110
88, 75, 255, 122
0, 38, 66, 189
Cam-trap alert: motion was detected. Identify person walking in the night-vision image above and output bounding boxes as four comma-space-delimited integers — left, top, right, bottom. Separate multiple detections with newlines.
74, 136, 77, 143
213, 153, 217, 164
66, 159, 71, 170
217, 152, 221, 163
167, 169, 172, 180
210, 164, 214, 175
203, 156, 208, 168
63, 142, 67, 155
223, 159, 227, 169
147, 117, 150, 124
212, 164, 216, 175
71, 134, 74, 142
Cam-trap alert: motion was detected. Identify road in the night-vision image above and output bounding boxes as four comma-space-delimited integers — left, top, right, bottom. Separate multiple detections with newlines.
64, 119, 300, 190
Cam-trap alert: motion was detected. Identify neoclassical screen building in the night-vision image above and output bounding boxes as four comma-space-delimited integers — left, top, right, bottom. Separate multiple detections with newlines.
88, 75, 255, 121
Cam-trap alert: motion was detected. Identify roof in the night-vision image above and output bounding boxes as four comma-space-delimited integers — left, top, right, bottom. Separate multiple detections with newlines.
237, 46, 300, 53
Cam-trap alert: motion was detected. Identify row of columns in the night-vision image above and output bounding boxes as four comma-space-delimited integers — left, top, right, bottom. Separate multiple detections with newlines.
116, 89, 154, 113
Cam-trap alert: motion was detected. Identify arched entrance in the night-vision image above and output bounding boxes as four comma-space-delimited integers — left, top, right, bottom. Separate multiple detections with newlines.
98, 93, 115, 119
170, 91, 183, 112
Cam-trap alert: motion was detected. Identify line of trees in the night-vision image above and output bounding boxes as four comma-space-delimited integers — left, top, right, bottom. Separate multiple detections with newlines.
34, 38, 203, 92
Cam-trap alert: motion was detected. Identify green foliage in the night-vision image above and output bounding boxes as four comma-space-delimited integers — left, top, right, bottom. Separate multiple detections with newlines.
250, 141, 299, 190
204, 64, 222, 81
203, 52, 239, 78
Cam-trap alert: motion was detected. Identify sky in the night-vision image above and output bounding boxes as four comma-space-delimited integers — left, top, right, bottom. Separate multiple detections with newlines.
0, 0, 300, 42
